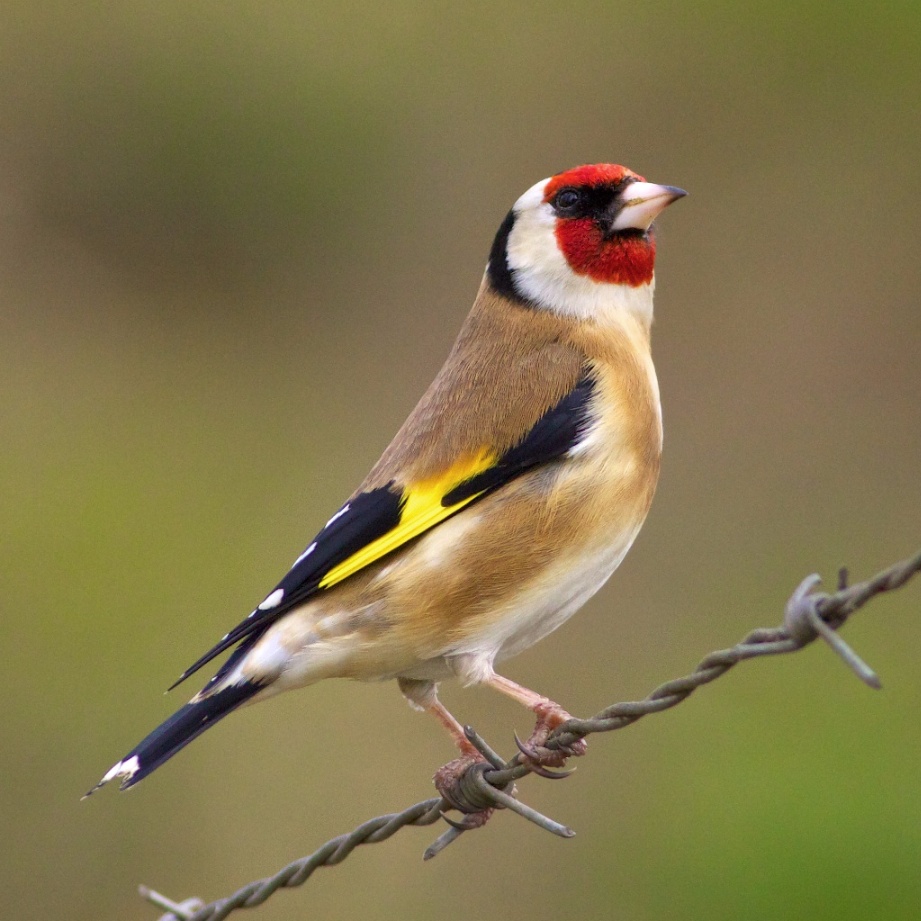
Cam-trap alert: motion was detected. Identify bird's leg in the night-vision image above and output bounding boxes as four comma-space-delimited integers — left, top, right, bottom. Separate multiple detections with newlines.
398, 678, 494, 828
398, 677, 478, 757
485, 673, 587, 768
427, 698, 480, 758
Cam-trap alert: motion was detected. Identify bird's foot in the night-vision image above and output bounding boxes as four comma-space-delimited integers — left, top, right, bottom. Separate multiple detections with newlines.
515, 702, 587, 772
433, 755, 500, 828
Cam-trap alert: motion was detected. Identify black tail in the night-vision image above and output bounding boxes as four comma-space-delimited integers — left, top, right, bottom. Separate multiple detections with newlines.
85, 680, 262, 795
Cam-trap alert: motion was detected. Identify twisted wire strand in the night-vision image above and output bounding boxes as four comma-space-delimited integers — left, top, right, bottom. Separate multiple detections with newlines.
143, 548, 921, 921
142, 799, 448, 921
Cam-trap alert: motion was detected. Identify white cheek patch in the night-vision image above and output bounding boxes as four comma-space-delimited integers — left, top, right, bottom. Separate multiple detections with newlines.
505, 183, 566, 295
505, 179, 655, 324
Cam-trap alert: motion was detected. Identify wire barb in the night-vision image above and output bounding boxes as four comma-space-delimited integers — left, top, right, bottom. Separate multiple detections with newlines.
138, 886, 203, 921
463, 726, 506, 769
139, 548, 921, 921
785, 573, 882, 688
422, 823, 466, 860
479, 780, 575, 838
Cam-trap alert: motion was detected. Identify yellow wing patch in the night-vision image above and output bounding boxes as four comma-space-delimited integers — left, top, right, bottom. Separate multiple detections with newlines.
318, 450, 496, 590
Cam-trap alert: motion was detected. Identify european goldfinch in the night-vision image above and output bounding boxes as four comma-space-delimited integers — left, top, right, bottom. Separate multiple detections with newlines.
89, 163, 685, 793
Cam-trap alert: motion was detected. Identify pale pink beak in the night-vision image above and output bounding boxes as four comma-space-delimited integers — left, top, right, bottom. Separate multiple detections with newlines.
610, 181, 687, 232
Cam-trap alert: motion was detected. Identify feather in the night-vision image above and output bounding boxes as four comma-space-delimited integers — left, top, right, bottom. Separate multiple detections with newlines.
171, 369, 596, 688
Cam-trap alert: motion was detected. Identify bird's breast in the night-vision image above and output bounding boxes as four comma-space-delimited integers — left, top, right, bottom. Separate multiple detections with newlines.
378, 329, 662, 667
265, 314, 663, 687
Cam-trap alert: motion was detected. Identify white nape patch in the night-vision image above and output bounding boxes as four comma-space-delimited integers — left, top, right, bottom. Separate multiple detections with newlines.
258, 588, 284, 610
102, 755, 139, 783
325, 504, 350, 529
505, 178, 655, 325
293, 542, 317, 567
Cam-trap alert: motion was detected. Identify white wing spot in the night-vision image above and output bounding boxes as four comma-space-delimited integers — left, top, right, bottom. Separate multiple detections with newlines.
293, 542, 317, 567
325, 504, 351, 529
102, 755, 140, 783
258, 588, 285, 610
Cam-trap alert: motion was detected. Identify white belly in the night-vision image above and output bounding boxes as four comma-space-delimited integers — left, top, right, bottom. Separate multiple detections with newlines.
495, 535, 635, 661
497, 526, 639, 662
404, 521, 643, 686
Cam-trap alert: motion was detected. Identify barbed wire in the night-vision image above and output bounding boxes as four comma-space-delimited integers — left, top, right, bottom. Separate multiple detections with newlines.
141, 548, 921, 921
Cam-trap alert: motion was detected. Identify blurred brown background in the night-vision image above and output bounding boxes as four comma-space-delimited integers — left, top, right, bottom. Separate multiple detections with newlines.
2, 3, 920, 919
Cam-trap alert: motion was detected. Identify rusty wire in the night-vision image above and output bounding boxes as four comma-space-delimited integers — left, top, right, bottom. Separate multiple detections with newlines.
141, 548, 921, 921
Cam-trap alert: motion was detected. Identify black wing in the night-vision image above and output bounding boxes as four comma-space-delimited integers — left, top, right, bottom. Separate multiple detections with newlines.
173, 372, 596, 689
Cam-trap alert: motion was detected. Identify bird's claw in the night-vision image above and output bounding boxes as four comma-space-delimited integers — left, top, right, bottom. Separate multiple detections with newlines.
438, 808, 493, 831
512, 732, 575, 776
515, 702, 587, 771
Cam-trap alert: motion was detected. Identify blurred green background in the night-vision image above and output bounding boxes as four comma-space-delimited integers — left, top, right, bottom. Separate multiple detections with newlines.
2, 2, 919, 919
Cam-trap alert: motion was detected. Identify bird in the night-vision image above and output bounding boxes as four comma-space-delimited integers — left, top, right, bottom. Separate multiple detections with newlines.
87, 162, 685, 796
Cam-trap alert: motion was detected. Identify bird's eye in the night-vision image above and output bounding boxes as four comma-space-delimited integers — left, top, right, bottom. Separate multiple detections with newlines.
555, 189, 582, 212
